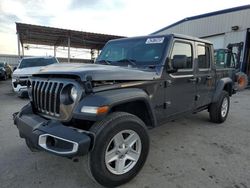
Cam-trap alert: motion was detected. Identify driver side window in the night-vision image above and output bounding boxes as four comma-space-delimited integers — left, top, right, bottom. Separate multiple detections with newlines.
170, 42, 193, 70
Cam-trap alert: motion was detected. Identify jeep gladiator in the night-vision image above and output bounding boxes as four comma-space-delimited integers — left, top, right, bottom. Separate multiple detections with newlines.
13, 34, 237, 187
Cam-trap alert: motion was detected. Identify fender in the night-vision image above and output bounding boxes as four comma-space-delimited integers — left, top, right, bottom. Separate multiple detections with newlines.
212, 77, 233, 102
73, 88, 157, 127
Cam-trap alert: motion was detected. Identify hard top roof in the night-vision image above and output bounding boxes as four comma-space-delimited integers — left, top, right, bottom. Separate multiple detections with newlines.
108, 33, 212, 44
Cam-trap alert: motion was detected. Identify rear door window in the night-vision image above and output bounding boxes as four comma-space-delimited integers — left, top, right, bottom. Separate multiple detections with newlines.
197, 45, 210, 70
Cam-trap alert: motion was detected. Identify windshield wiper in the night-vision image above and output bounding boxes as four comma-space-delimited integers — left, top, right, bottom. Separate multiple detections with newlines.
134, 64, 164, 69
146, 65, 163, 69
116, 59, 137, 66
96, 59, 112, 65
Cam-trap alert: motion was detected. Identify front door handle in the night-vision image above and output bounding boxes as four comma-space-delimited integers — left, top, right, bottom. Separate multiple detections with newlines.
188, 77, 197, 83
206, 76, 212, 80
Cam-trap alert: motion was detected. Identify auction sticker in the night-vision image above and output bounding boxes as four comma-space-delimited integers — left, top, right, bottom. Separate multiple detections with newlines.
146, 37, 164, 44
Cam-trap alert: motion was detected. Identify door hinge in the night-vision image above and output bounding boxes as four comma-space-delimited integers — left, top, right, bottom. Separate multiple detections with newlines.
164, 101, 171, 109
164, 80, 172, 88
195, 94, 200, 101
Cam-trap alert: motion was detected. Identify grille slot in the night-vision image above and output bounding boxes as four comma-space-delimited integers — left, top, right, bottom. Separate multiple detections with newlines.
32, 80, 64, 117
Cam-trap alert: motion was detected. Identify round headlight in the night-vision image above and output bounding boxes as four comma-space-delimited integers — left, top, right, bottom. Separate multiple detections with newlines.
70, 86, 78, 101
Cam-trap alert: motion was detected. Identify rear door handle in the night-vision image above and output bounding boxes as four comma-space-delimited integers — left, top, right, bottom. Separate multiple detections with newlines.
206, 76, 212, 80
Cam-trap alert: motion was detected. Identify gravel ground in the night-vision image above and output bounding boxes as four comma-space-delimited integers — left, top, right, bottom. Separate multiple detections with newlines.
0, 79, 250, 188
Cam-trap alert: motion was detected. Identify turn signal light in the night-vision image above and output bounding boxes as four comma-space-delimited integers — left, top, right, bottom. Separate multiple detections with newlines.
81, 106, 109, 114
97, 106, 109, 114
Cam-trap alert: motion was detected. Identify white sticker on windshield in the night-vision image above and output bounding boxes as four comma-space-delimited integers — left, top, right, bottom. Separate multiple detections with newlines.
145, 37, 164, 44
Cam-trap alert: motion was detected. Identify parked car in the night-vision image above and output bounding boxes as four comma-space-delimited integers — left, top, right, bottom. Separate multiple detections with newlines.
12, 56, 59, 97
14, 34, 237, 187
0, 62, 12, 80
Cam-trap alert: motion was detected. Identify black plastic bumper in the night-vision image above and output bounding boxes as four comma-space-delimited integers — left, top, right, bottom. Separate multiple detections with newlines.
14, 103, 92, 158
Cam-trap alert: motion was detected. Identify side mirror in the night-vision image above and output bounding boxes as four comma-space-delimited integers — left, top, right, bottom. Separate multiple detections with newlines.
13, 67, 17, 71
172, 55, 187, 69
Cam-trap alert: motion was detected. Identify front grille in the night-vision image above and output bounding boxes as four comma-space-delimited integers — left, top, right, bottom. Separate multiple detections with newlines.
32, 80, 64, 117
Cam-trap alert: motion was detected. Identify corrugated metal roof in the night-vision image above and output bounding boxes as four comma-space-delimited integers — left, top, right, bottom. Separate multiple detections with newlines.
16, 23, 125, 50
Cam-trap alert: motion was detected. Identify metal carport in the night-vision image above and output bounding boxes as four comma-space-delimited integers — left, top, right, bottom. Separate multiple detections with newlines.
16, 23, 124, 62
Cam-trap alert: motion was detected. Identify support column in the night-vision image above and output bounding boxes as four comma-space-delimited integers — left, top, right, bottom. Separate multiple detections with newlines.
17, 33, 21, 58
21, 44, 24, 57
68, 36, 71, 63
54, 46, 57, 57
91, 49, 95, 60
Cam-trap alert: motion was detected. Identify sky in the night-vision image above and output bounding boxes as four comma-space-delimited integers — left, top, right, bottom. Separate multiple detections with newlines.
0, 0, 249, 57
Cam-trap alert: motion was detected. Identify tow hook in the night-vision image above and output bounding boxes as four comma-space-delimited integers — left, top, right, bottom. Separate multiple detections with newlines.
13, 112, 18, 123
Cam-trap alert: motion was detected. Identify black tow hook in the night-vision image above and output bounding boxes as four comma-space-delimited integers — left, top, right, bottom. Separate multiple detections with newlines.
13, 112, 19, 124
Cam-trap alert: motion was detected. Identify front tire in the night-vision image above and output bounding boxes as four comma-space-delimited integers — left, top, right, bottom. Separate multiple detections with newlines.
86, 112, 149, 187
209, 91, 230, 123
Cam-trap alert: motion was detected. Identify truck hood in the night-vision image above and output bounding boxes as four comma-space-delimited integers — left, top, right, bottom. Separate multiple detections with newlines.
35, 63, 160, 81
13, 66, 44, 77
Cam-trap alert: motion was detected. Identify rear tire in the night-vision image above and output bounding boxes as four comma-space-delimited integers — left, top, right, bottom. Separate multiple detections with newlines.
85, 112, 149, 187
209, 91, 230, 123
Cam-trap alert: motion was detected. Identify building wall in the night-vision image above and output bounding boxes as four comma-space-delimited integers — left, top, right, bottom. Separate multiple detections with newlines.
155, 9, 250, 38
154, 8, 250, 68
0, 54, 20, 67
155, 9, 249, 51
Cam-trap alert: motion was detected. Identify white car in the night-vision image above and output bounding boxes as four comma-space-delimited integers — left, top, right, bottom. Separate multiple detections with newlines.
12, 56, 59, 97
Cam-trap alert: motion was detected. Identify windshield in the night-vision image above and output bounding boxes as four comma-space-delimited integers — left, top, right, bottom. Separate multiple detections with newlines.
96, 37, 168, 67
0, 63, 4, 67
19, 58, 58, 69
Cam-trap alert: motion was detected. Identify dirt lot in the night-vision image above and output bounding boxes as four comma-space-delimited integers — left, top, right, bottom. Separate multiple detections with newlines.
0, 79, 250, 188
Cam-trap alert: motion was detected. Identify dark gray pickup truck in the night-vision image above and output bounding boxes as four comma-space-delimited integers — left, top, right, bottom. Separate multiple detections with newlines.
13, 34, 237, 187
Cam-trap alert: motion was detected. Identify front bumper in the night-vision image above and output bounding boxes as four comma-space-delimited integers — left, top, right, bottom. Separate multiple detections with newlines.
14, 103, 92, 157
